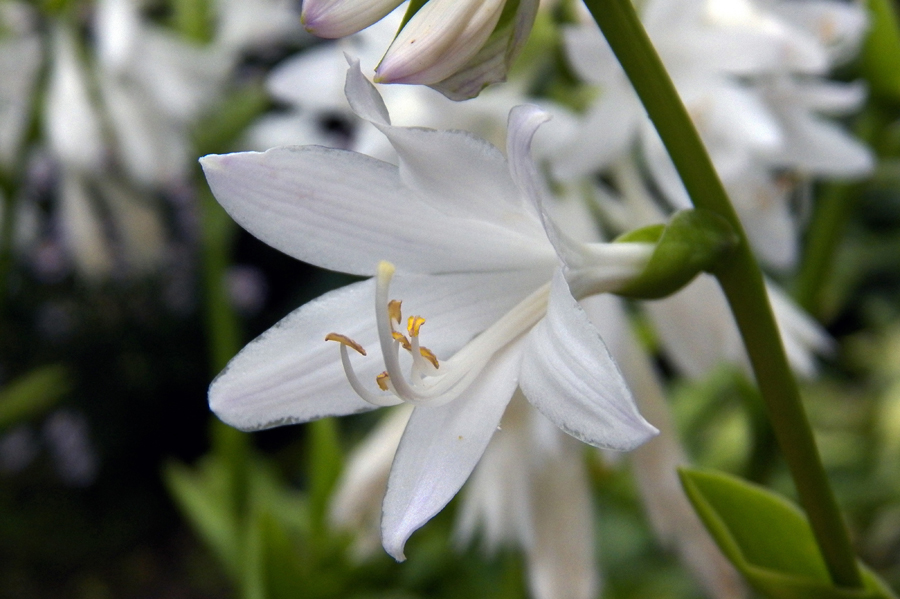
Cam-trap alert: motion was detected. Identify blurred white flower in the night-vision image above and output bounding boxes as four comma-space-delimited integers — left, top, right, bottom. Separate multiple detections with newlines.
555, 0, 873, 269
0, 28, 41, 168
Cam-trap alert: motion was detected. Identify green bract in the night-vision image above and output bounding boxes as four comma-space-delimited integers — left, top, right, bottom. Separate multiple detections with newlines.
679, 468, 897, 599
613, 209, 738, 300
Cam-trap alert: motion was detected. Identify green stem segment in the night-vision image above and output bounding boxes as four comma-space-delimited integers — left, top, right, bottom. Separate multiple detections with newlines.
581, 0, 863, 588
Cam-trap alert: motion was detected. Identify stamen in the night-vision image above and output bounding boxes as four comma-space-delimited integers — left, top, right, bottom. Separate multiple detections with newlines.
333, 344, 397, 407
388, 299, 402, 324
407, 316, 425, 337
418, 347, 439, 369
391, 330, 412, 350
376, 261, 423, 402
376, 371, 391, 391
325, 333, 367, 355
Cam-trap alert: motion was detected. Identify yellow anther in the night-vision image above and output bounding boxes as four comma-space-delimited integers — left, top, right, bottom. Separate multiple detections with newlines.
376, 371, 391, 391
407, 315, 426, 337
419, 347, 440, 369
388, 299, 403, 324
325, 333, 367, 355
391, 331, 411, 350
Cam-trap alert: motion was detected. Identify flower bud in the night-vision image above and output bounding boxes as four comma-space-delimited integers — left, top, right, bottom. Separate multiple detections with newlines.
376, 0, 506, 85
301, 0, 405, 39
376, 0, 538, 100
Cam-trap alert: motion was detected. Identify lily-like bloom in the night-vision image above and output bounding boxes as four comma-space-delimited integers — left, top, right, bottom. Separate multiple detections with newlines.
201, 62, 657, 560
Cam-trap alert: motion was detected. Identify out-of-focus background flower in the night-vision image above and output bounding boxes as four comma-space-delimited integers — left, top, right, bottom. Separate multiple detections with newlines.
2, 0, 900, 597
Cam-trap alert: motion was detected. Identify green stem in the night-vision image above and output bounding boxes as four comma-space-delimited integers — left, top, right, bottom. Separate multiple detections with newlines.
582, 0, 863, 588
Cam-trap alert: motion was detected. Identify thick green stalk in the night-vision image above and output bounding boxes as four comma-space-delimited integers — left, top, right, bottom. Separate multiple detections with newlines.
581, 0, 863, 588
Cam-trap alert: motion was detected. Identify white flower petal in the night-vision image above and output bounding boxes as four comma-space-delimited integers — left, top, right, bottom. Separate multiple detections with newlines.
45, 26, 105, 171
550, 82, 642, 179
519, 270, 657, 450
454, 392, 535, 552
774, 108, 873, 178
58, 170, 113, 279
766, 281, 834, 379
267, 45, 349, 109
593, 293, 747, 598
100, 73, 189, 185
526, 433, 598, 599
377, 126, 533, 224
201, 147, 557, 276
210, 269, 548, 430
329, 403, 412, 558
96, 0, 140, 73
645, 274, 746, 378
561, 23, 622, 86
381, 340, 524, 561
345, 58, 391, 126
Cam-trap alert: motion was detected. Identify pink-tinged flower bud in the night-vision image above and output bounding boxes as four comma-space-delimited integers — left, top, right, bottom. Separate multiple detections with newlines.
301, 0, 405, 39
375, 0, 538, 101
375, 0, 507, 86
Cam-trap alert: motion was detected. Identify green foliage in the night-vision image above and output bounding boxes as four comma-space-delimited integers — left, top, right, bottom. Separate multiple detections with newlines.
0, 365, 70, 431
679, 468, 897, 599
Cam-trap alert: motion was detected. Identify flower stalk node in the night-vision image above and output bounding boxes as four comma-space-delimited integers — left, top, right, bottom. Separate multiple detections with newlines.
614, 209, 739, 300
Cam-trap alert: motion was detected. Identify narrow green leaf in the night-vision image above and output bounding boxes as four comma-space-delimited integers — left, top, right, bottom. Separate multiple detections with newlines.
0, 365, 70, 430
164, 459, 242, 577
679, 468, 897, 599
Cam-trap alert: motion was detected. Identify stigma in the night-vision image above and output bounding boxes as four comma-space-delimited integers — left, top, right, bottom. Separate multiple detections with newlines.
326, 261, 550, 408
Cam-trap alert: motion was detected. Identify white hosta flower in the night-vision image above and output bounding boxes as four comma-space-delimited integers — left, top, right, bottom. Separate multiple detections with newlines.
202, 62, 657, 560
556, 0, 872, 269
95, 0, 230, 166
